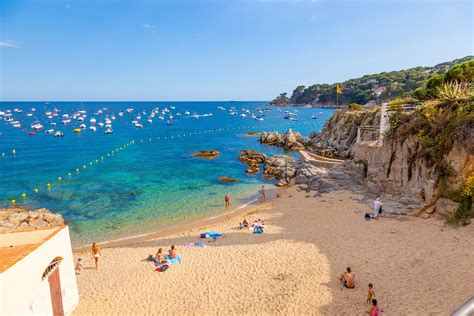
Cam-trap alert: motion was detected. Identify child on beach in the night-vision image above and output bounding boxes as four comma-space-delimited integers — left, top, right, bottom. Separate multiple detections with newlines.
367, 283, 376, 303
75, 257, 83, 273
368, 299, 380, 316
259, 186, 266, 202
225, 193, 231, 208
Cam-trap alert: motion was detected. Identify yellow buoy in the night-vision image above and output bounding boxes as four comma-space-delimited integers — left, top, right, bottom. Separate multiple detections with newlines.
58, 177, 62, 181
68, 173, 72, 177
12, 149, 16, 155
83, 165, 86, 169
76, 168, 80, 173
101, 156, 104, 160
107, 153, 110, 157
34, 188, 39, 193
96, 160, 99, 163
22, 193, 26, 198
89, 162, 93, 166
11, 200, 16, 204
47, 183, 51, 189
1, 153, 5, 157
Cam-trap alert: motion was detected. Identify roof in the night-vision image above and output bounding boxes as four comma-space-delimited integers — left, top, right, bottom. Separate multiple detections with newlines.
0, 226, 65, 273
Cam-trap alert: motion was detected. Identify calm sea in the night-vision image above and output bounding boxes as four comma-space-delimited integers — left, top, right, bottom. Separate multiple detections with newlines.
0, 101, 333, 246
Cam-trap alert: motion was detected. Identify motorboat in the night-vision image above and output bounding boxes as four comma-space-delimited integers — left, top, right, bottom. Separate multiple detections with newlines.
54, 131, 64, 137
104, 128, 113, 134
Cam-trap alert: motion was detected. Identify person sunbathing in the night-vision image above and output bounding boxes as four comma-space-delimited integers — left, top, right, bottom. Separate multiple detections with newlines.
339, 267, 355, 288
169, 245, 177, 259
154, 248, 167, 264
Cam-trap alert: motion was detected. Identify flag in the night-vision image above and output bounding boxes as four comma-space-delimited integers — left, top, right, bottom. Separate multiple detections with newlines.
336, 85, 342, 94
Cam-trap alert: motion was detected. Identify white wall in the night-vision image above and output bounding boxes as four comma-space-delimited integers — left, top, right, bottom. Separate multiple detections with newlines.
0, 226, 79, 316
379, 102, 389, 145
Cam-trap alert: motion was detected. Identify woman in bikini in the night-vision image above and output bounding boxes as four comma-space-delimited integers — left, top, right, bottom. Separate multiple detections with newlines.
91, 242, 101, 269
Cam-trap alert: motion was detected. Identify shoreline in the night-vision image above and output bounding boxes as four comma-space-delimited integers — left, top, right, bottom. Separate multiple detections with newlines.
73, 186, 284, 252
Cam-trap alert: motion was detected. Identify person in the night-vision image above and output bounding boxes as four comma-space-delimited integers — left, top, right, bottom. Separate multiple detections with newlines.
169, 245, 177, 259
75, 257, 83, 273
242, 219, 249, 227
155, 248, 167, 264
368, 299, 380, 316
339, 267, 355, 288
91, 242, 101, 269
373, 197, 383, 219
259, 186, 266, 202
367, 283, 376, 303
225, 193, 231, 208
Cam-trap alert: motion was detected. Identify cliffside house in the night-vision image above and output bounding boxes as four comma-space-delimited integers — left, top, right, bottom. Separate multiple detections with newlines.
0, 226, 79, 315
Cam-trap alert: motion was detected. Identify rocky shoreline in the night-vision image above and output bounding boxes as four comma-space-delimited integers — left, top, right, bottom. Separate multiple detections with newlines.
0, 207, 65, 234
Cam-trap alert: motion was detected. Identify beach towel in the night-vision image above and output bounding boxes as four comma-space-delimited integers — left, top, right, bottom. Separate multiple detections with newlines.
254, 228, 263, 234
205, 231, 223, 239
185, 243, 195, 247
165, 255, 182, 264
155, 264, 169, 272
194, 242, 206, 248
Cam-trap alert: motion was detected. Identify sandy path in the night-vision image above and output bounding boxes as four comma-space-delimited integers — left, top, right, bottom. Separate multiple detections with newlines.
74, 188, 474, 315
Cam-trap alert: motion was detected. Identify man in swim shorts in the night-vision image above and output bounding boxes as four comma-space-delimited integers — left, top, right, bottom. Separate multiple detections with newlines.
340, 267, 355, 288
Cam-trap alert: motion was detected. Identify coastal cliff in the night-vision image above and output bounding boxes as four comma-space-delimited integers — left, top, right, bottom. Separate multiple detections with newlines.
308, 108, 380, 158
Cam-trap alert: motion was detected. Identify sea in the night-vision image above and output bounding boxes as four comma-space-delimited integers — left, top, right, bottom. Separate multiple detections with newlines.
0, 101, 334, 247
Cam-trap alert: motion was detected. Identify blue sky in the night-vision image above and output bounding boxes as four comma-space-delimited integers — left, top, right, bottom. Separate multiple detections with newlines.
0, 0, 472, 101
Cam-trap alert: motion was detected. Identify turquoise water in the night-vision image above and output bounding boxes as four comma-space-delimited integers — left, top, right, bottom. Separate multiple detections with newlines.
0, 102, 333, 246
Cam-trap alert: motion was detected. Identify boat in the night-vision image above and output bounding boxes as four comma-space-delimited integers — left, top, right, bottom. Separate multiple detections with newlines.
104, 128, 113, 134
89, 126, 97, 132
79, 124, 86, 129
90, 118, 97, 124
98, 122, 104, 127
73, 128, 81, 134
51, 122, 57, 126
28, 132, 36, 136
45, 129, 55, 134
31, 122, 44, 130
54, 131, 64, 137
166, 120, 173, 125
311, 115, 317, 119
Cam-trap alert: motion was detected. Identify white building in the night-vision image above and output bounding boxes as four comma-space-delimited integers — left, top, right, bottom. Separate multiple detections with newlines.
0, 226, 79, 315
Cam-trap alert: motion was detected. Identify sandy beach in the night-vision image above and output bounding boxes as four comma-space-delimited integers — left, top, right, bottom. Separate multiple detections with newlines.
73, 187, 474, 315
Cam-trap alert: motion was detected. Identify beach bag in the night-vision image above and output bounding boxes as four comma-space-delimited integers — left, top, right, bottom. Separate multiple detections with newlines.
200, 233, 206, 238
156, 264, 169, 272
365, 213, 371, 221
379, 207, 383, 214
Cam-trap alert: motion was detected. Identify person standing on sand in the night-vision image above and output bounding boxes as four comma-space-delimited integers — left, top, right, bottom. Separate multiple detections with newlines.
259, 186, 266, 202
368, 299, 380, 316
91, 242, 101, 269
225, 193, 231, 208
367, 283, 376, 303
339, 267, 355, 288
373, 197, 383, 219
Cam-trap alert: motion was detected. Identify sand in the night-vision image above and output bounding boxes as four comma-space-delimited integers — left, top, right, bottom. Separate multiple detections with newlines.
73, 188, 474, 315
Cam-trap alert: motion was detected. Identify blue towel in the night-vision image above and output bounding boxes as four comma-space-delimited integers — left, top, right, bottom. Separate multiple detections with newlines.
205, 231, 223, 239
165, 255, 182, 264
194, 242, 206, 248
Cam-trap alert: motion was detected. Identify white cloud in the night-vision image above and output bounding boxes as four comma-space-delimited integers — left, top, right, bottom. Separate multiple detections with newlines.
143, 24, 153, 29
0, 40, 20, 48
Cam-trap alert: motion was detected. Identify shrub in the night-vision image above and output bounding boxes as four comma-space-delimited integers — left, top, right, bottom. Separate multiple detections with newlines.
413, 87, 426, 100
348, 103, 365, 111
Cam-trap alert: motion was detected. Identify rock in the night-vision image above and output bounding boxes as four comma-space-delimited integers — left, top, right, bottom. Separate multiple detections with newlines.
238, 150, 268, 175
245, 132, 261, 137
0, 207, 65, 233
259, 129, 308, 151
420, 212, 431, 219
217, 176, 238, 183
434, 198, 460, 216
193, 150, 220, 159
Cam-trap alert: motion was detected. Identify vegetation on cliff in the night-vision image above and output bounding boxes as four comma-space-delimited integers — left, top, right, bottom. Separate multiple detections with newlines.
269, 56, 473, 107
386, 61, 474, 224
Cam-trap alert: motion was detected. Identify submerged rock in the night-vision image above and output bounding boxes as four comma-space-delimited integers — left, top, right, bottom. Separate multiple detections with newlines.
238, 150, 268, 174
218, 176, 238, 183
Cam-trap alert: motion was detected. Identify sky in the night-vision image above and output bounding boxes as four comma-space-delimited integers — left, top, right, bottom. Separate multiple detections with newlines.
0, 0, 472, 101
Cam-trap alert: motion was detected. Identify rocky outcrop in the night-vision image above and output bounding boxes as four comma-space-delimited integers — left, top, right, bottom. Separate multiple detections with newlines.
218, 176, 238, 183
259, 129, 308, 151
309, 109, 380, 158
0, 207, 65, 233
238, 150, 268, 174
193, 150, 220, 159
263, 155, 296, 186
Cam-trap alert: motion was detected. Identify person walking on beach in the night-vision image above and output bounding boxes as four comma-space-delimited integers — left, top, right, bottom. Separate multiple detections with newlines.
373, 197, 383, 219
368, 299, 380, 316
91, 242, 101, 269
225, 193, 231, 208
339, 267, 355, 288
259, 186, 266, 202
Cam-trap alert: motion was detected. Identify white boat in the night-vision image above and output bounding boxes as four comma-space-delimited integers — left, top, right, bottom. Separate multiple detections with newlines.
51, 122, 57, 126
45, 129, 55, 134
79, 124, 86, 129
12, 123, 21, 128
166, 120, 173, 125
90, 118, 97, 123
147, 119, 153, 123
240, 114, 246, 117
98, 122, 104, 127
62, 119, 71, 125
26, 113, 33, 117
184, 111, 190, 115
118, 112, 124, 117
89, 126, 97, 132
135, 123, 143, 128
104, 128, 113, 134
54, 131, 64, 137
31, 123, 44, 130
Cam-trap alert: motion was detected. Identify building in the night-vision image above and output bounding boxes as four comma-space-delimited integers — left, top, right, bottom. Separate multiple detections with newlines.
0, 226, 79, 315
